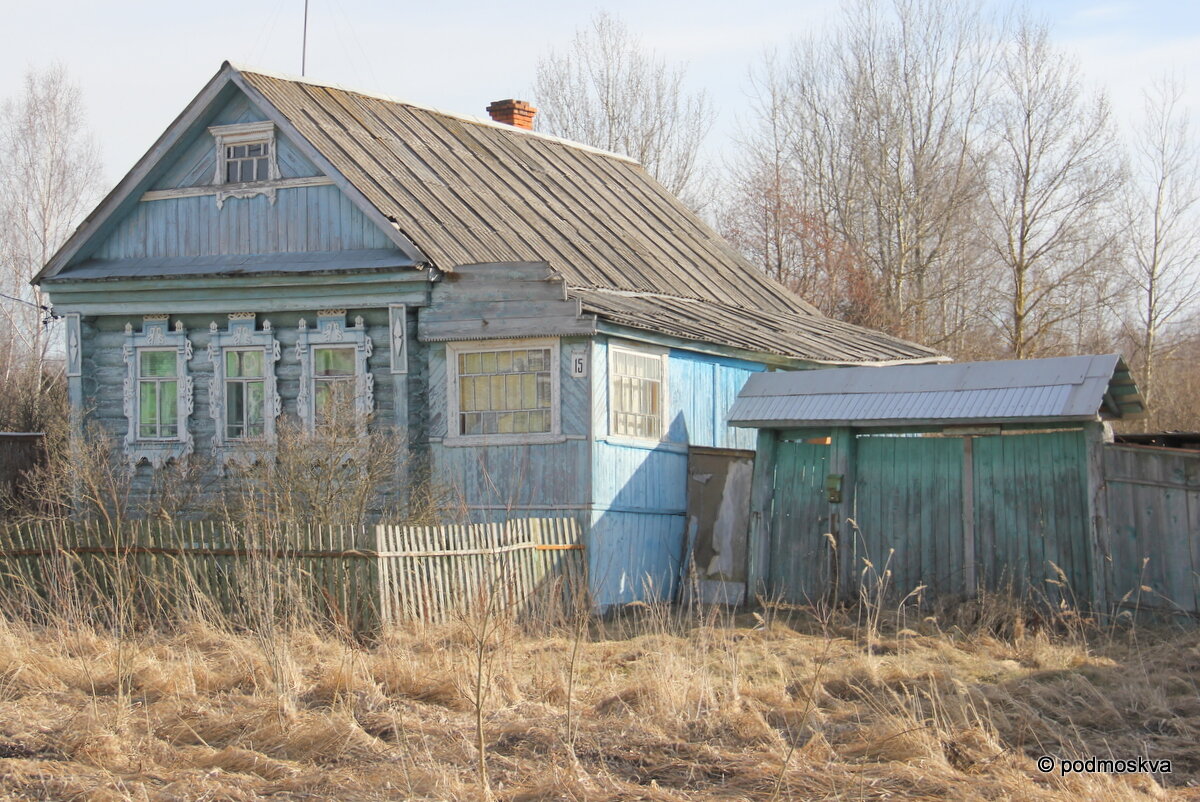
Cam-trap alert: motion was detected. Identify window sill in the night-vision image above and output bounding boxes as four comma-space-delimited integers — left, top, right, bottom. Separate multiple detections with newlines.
442, 432, 568, 448
599, 435, 687, 453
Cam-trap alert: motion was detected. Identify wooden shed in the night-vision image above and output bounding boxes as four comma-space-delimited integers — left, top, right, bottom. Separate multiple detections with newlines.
728, 354, 1163, 612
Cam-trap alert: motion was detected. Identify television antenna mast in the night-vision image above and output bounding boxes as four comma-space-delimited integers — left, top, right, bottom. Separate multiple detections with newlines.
302, 0, 310, 76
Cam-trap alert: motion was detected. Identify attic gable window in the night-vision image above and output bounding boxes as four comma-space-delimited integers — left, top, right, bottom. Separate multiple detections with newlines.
208, 121, 278, 206
224, 141, 271, 183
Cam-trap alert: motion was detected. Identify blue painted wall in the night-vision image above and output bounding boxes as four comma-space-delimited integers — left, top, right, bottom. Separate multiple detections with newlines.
588, 336, 765, 605
92, 186, 395, 260
85, 89, 393, 261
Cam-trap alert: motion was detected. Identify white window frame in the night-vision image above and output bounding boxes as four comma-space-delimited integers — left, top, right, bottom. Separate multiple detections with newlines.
122, 316, 194, 467
207, 314, 281, 463
295, 310, 374, 436
208, 120, 279, 207
446, 338, 561, 446
608, 341, 669, 443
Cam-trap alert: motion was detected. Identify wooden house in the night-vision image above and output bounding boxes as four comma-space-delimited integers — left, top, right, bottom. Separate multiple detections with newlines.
34, 63, 940, 607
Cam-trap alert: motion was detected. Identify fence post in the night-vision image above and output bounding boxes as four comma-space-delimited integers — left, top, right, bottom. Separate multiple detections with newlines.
828, 426, 857, 605
746, 429, 778, 602
1084, 422, 1112, 618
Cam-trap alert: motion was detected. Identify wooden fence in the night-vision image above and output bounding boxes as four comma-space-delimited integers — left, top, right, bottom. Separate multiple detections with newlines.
1104, 445, 1200, 615
0, 517, 585, 631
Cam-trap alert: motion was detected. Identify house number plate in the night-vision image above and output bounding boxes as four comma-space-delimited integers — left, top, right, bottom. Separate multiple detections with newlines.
570, 347, 588, 378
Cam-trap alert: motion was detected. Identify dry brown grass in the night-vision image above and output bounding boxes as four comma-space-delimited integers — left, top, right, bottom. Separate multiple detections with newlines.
0, 603, 1197, 801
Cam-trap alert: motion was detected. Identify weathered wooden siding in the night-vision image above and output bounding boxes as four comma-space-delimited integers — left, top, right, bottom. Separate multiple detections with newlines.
425, 338, 592, 519
767, 436, 830, 604
855, 435, 964, 598
1104, 444, 1200, 613
79, 307, 409, 512
973, 430, 1091, 600
589, 336, 766, 605
93, 185, 394, 260
762, 428, 1096, 607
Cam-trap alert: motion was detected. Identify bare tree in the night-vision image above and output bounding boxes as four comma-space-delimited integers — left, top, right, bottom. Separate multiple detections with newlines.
978, 19, 1125, 358
1119, 75, 1200, 413
533, 12, 712, 207
725, 0, 998, 349
0, 66, 103, 419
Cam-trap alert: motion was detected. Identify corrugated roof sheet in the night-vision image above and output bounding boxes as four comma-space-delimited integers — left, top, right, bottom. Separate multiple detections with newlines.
235, 69, 943, 365
574, 289, 937, 364
728, 354, 1145, 427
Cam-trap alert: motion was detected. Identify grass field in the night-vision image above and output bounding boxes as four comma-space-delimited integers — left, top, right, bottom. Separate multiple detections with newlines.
0, 594, 1197, 801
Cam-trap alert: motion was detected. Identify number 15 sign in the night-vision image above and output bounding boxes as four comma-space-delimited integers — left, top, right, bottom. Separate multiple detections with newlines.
570, 347, 588, 378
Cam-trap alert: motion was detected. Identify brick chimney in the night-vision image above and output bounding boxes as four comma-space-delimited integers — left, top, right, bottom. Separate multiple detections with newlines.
486, 99, 537, 130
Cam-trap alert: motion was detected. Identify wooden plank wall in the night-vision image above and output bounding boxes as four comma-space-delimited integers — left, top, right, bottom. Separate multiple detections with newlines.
1104, 445, 1200, 614
0, 518, 585, 631
854, 435, 964, 600
764, 429, 1099, 609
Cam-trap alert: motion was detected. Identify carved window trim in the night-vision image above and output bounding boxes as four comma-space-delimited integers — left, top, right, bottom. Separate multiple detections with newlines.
122, 316, 194, 467
445, 337, 562, 447
207, 314, 282, 464
208, 121, 279, 208
295, 310, 373, 435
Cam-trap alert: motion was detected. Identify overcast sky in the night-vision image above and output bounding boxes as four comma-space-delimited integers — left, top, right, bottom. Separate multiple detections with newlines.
3, 0, 1199, 187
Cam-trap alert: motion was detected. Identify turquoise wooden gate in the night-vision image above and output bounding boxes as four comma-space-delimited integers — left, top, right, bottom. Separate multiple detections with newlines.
756, 428, 1097, 606
767, 436, 831, 603
854, 435, 964, 599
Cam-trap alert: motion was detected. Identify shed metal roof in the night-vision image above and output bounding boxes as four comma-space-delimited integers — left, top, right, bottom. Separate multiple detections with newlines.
727, 354, 1144, 428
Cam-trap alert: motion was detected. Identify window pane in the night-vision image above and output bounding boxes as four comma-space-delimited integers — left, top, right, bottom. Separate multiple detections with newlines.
241, 350, 264, 377
246, 382, 264, 435
139, 382, 158, 435
505, 374, 521, 410
226, 162, 239, 183
611, 350, 663, 438
256, 158, 268, 179
232, 145, 247, 159
461, 375, 475, 411
247, 143, 262, 157
160, 380, 178, 428
227, 381, 244, 435
141, 350, 176, 378
315, 347, 354, 376
455, 346, 555, 435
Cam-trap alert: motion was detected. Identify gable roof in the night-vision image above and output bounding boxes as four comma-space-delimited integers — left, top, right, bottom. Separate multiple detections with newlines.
728, 354, 1144, 428
38, 62, 942, 366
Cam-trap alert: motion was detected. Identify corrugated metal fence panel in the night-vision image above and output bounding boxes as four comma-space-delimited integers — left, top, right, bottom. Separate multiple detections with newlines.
768, 438, 830, 603
1103, 445, 1199, 613
973, 430, 1091, 602
854, 435, 964, 599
